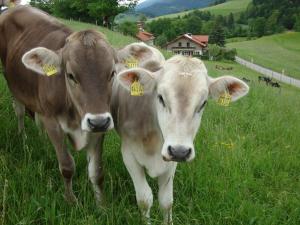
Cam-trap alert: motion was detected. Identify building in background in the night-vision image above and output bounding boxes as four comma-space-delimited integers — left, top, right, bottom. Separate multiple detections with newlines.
136, 30, 155, 45
165, 33, 209, 56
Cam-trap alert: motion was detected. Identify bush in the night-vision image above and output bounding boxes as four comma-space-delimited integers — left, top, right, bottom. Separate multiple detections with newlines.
208, 44, 237, 61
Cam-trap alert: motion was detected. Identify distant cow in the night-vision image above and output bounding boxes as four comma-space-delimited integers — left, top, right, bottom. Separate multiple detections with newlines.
112, 45, 249, 223
242, 77, 251, 83
258, 75, 271, 85
0, 6, 116, 204
270, 81, 281, 88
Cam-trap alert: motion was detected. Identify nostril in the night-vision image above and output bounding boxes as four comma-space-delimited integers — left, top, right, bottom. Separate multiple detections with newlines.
187, 148, 192, 157
168, 145, 173, 156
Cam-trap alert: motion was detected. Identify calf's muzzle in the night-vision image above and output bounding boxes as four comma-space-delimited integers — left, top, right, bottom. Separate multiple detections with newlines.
167, 145, 192, 162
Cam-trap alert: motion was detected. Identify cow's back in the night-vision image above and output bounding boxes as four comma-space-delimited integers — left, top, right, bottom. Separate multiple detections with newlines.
0, 6, 72, 114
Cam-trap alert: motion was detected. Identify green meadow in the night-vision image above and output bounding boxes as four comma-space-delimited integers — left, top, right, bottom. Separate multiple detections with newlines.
1, 20, 300, 225
149, 0, 251, 21
228, 32, 300, 79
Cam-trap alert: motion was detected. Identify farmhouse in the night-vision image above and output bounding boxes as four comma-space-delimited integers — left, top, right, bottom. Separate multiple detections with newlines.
165, 33, 209, 56
136, 30, 155, 46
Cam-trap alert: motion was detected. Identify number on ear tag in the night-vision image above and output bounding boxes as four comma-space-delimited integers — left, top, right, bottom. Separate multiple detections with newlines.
42, 64, 58, 76
217, 92, 231, 106
125, 57, 139, 69
131, 80, 144, 96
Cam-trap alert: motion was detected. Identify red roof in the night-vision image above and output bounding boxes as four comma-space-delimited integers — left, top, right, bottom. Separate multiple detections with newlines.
136, 31, 155, 42
165, 34, 209, 47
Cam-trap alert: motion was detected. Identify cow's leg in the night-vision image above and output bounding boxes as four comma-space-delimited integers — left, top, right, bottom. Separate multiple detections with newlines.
86, 134, 105, 205
41, 116, 77, 203
12, 97, 25, 134
122, 143, 153, 224
158, 165, 176, 225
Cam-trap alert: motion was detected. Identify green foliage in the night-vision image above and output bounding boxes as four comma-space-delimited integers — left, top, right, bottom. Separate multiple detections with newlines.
295, 15, 300, 32
209, 19, 226, 47
250, 17, 266, 37
155, 34, 168, 47
117, 21, 138, 37
208, 44, 236, 60
31, 0, 138, 26
245, 0, 300, 32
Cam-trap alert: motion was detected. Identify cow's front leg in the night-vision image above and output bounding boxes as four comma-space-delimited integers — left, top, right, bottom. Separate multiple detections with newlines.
122, 144, 153, 224
86, 134, 105, 205
41, 116, 77, 203
12, 97, 25, 134
158, 164, 176, 225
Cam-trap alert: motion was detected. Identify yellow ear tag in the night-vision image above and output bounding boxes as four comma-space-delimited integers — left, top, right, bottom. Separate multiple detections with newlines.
42, 64, 58, 76
131, 80, 144, 96
125, 57, 139, 69
217, 92, 231, 106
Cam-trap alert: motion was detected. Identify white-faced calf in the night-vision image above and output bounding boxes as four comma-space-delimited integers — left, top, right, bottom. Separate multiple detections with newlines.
113, 44, 249, 224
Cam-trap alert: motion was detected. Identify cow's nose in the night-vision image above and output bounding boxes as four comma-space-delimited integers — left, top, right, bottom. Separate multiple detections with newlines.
167, 145, 192, 162
87, 116, 111, 132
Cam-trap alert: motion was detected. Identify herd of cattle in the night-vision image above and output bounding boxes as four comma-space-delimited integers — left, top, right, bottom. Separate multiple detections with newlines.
0, 6, 250, 224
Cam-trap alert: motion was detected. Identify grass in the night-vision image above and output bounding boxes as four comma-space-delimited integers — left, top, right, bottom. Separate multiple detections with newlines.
1, 19, 300, 225
228, 32, 300, 79
149, 0, 251, 21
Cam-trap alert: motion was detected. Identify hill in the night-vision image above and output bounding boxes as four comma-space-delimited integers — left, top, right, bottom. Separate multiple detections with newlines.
150, 0, 251, 21
135, 0, 215, 17
1, 19, 300, 225
228, 32, 300, 79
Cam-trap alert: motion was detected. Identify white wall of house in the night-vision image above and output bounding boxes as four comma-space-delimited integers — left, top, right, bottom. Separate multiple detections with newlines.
166, 37, 204, 56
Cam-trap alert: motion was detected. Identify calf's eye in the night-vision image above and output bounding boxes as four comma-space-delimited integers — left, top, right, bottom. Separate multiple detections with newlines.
158, 94, 165, 107
67, 73, 77, 84
197, 100, 207, 113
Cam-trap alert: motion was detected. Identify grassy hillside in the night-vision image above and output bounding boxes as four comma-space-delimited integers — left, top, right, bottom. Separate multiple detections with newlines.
228, 32, 300, 79
1, 19, 300, 225
149, 0, 251, 21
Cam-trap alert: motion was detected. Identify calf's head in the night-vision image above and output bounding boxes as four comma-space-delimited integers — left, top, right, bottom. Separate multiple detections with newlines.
22, 30, 115, 132
117, 55, 249, 162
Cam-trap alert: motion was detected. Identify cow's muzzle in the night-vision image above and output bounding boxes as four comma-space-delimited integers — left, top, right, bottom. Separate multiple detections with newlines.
164, 145, 192, 162
81, 113, 114, 132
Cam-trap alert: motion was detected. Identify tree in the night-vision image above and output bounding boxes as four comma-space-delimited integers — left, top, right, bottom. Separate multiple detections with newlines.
155, 34, 168, 47
209, 22, 226, 47
227, 13, 235, 30
251, 17, 265, 37
295, 15, 300, 32
118, 21, 138, 36
30, 0, 52, 13
185, 15, 202, 34
265, 10, 280, 34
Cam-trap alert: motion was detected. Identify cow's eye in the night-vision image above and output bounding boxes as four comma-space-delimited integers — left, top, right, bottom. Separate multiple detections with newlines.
196, 100, 207, 113
67, 73, 77, 84
158, 94, 165, 107
109, 71, 116, 81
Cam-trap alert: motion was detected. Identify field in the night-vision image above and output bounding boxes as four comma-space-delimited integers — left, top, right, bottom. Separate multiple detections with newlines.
1, 20, 300, 225
228, 32, 300, 79
149, 0, 251, 21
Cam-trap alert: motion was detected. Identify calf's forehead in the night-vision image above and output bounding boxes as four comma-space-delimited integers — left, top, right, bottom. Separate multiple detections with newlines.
159, 57, 209, 99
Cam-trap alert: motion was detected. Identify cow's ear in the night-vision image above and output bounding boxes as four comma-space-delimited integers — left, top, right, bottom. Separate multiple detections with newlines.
22, 47, 61, 76
209, 76, 249, 101
117, 68, 157, 93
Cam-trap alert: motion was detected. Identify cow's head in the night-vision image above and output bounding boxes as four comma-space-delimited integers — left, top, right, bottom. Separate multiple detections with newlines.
117, 53, 249, 162
22, 30, 115, 132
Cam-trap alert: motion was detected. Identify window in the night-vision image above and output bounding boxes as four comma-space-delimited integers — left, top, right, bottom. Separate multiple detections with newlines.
178, 42, 182, 47
187, 42, 190, 47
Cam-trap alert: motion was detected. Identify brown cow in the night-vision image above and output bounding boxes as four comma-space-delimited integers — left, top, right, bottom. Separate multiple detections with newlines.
0, 6, 116, 204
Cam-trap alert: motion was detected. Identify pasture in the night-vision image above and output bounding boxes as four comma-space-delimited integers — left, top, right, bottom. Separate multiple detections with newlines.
1, 19, 300, 225
228, 32, 300, 79
149, 0, 251, 21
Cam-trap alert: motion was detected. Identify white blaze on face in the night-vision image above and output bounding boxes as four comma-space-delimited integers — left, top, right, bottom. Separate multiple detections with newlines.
156, 57, 209, 162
